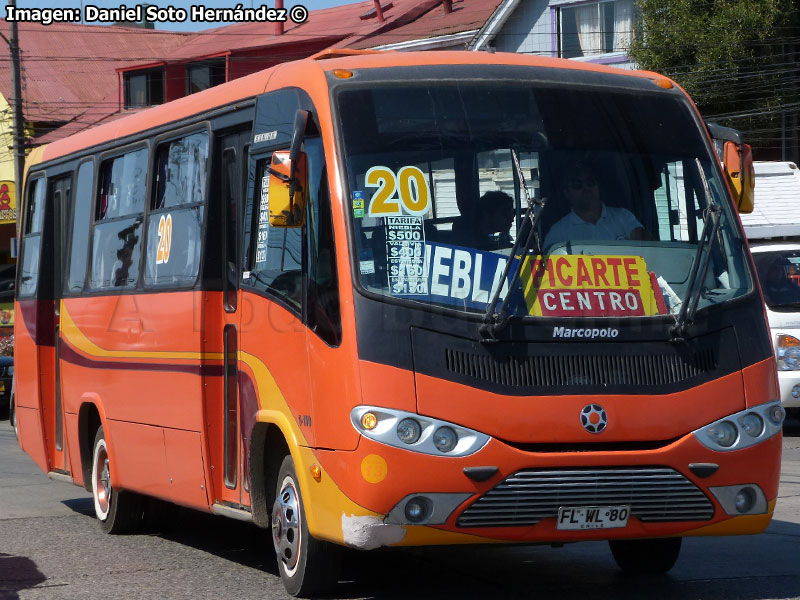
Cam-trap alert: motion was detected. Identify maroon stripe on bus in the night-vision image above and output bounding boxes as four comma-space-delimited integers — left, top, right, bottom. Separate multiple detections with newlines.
59, 339, 225, 377
18, 299, 56, 347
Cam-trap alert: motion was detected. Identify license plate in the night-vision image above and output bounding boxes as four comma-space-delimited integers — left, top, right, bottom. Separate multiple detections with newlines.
556, 505, 630, 530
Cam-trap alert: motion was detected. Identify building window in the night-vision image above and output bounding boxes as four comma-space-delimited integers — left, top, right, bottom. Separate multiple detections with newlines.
124, 68, 165, 108
558, 0, 634, 58
186, 58, 226, 95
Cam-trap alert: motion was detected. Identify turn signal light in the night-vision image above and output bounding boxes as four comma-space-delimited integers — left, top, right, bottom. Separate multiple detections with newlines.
361, 412, 378, 430
332, 69, 354, 79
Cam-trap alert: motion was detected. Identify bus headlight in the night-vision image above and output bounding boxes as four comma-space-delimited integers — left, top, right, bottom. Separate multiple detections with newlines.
351, 406, 490, 457
739, 413, 764, 438
777, 335, 800, 371
693, 401, 784, 451
396, 418, 422, 444
432, 427, 458, 453
707, 421, 737, 447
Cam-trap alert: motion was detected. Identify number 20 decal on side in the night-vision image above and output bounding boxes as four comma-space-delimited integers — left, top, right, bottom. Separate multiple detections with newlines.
366, 166, 431, 217
156, 214, 173, 265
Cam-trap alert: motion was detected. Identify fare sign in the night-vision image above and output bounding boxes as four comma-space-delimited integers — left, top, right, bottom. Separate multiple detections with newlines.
519, 255, 666, 317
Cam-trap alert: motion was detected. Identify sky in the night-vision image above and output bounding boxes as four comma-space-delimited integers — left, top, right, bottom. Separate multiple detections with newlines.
12, 0, 356, 32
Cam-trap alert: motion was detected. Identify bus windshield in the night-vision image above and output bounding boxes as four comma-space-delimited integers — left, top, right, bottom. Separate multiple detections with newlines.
338, 81, 752, 320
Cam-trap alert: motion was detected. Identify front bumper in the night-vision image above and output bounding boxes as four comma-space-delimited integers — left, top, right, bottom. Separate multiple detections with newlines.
311, 417, 782, 548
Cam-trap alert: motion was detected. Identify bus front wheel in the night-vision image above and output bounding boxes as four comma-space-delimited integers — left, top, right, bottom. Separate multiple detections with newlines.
272, 455, 340, 597
609, 537, 682, 574
91, 427, 144, 534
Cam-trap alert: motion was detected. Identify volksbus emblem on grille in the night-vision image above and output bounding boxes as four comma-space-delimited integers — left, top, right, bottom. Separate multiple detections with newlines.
581, 404, 607, 433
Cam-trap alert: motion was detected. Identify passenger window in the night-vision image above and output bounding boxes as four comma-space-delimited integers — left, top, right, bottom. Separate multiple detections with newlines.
145, 131, 208, 288
66, 161, 94, 293
153, 132, 208, 208
245, 154, 303, 310
19, 177, 46, 297
90, 148, 146, 290
97, 148, 147, 219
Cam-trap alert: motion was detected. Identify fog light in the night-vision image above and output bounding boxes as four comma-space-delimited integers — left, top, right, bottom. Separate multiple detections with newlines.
707, 420, 738, 447
767, 403, 786, 425
404, 496, 432, 523
739, 413, 764, 438
433, 427, 458, 453
734, 487, 756, 513
361, 412, 378, 430
396, 418, 422, 444
793, 385, 800, 399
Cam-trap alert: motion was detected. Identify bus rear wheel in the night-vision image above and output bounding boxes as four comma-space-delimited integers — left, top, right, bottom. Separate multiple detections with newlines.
91, 427, 145, 534
272, 455, 340, 597
609, 537, 682, 574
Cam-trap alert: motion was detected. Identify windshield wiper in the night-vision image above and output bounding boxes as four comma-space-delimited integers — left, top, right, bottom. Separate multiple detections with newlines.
480, 150, 545, 341
670, 158, 722, 342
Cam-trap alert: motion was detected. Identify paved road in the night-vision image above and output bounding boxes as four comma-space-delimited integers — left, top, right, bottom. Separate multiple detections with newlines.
1, 417, 799, 600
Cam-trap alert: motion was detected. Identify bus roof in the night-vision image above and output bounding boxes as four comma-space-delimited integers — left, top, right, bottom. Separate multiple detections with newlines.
36, 50, 670, 167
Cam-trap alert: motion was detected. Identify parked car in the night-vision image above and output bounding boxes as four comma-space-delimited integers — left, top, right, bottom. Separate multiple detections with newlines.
741, 162, 800, 419
750, 244, 800, 419
0, 355, 12, 419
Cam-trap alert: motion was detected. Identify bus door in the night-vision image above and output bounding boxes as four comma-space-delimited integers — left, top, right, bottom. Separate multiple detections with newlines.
44, 175, 71, 474
211, 129, 250, 508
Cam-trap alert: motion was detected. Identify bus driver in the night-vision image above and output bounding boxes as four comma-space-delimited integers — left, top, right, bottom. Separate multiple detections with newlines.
544, 160, 647, 249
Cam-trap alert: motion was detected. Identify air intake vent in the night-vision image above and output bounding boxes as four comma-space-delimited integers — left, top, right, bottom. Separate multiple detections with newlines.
457, 467, 714, 528
445, 347, 717, 388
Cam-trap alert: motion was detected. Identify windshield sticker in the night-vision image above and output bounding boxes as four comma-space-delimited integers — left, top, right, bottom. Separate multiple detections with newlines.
387, 216, 427, 295
352, 191, 365, 219
255, 170, 270, 266
366, 165, 431, 217
359, 248, 375, 275
519, 255, 667, 317
390, 241, 517, 309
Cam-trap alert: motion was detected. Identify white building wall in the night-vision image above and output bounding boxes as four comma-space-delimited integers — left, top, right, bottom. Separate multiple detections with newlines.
494, 0, 553, 56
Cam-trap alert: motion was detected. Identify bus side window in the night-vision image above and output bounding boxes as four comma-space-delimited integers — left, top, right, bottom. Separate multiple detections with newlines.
65, 160, 94, 294
245, 154, 303, 311
144, 131, 208, 288
90, 148, 147, 291
18, 177, 46, 297
304, 138, 341, 346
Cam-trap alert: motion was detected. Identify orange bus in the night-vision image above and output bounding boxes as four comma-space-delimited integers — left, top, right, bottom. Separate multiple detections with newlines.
15, 50, 784, 597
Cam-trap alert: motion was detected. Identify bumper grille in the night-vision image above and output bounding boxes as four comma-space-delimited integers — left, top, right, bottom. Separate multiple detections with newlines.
457, 467, 715, 528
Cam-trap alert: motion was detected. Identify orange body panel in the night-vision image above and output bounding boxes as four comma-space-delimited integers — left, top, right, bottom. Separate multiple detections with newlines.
416, 369, 745, 444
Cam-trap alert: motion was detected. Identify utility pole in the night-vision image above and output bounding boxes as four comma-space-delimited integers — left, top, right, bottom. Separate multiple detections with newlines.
8, 0, 25, 220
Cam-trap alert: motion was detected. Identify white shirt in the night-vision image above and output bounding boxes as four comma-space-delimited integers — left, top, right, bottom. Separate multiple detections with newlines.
544, 204, 643, 250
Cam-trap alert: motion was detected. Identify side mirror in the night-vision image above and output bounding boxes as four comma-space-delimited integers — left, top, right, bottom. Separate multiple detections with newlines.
268, 110, 311, 228
268, 150, 308, 227
706, 121, 755, 214
722, 141, 755, 214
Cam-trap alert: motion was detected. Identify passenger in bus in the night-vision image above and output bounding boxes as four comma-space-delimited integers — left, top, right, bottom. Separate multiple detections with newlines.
453, 190, 515, 251
543, 160, 647, 250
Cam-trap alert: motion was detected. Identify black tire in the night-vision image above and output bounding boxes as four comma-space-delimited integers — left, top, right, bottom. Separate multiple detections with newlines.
609, 537, 682, 574
90, 427, 145, 534
272, 455, 340, 597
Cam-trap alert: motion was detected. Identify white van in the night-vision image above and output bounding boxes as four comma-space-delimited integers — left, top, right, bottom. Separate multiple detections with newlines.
741, 161, 800, 418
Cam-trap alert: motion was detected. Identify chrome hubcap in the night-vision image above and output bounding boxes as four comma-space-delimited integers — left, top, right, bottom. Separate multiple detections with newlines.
94, 446, 111, 515
272, 478, 301, 575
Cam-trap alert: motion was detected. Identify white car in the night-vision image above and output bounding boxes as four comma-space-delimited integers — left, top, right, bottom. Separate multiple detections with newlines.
750, 242, 800, 418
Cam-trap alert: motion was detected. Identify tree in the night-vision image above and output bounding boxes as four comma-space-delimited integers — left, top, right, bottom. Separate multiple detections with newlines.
629, 0, 800, 162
